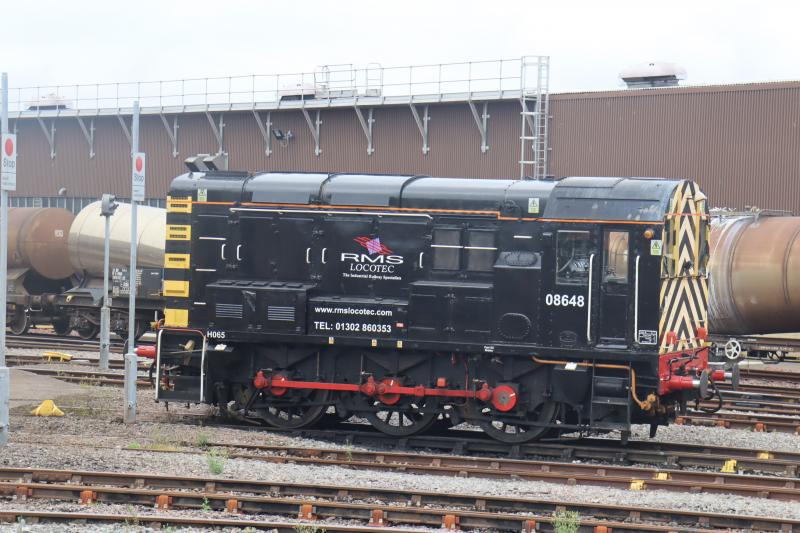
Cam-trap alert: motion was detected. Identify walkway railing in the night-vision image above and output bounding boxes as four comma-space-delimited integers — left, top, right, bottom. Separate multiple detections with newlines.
7, 57, 546, 114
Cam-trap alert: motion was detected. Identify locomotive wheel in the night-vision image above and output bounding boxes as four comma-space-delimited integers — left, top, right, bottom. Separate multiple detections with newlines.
9, 309, 30, 336
478, 401, 558, 444
362, 399, 439, 437
256, 389, 331, 429
52, 318, 72, 336
76, 324, 100, 340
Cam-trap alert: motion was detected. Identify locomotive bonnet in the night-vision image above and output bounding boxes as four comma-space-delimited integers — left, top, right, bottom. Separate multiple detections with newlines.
157, 171, 732, 442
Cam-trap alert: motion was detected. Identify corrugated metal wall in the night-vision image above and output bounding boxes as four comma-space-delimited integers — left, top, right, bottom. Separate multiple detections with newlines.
548, 82, 800, 211
11, 81, 800, 212
13, 101, 522, 198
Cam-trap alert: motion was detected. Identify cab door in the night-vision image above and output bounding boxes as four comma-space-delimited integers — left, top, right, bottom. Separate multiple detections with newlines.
597, 229, 630, 347
544, 229, 596, 349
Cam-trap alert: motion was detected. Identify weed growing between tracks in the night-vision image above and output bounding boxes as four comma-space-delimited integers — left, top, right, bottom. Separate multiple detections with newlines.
553, 509, 580, 533
206, 447, 229, 474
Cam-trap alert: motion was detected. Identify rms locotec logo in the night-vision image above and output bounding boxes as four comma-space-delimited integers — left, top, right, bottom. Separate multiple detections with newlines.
353, 236, 393, 255
341, 236, 404, 273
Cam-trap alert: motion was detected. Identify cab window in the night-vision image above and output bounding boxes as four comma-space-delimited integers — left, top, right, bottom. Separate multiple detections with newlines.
556, 230, 591, 286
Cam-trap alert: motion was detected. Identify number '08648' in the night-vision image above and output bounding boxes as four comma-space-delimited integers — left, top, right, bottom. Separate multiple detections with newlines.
545, 294, 585, 307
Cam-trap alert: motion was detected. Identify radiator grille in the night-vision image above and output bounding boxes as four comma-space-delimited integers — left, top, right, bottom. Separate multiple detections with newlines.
215, 303, 243, 319
268, 305, 295, 322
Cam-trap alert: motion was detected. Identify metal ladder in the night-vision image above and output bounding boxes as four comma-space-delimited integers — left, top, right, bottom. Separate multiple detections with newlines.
519, 56, 550, 180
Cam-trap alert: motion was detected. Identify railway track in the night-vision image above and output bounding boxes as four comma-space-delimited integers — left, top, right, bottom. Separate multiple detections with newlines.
5, 329, 156, 353
1, 466, 797, 531
128, 439, 800, 502
18, 367, 152, 388
739, 367, 800, 385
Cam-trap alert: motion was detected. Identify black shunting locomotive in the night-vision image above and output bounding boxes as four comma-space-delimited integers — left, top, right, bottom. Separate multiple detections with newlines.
156, 170, 733, 443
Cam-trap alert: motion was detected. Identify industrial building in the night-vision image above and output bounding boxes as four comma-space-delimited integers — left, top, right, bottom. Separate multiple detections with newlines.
4, 57, 800, 213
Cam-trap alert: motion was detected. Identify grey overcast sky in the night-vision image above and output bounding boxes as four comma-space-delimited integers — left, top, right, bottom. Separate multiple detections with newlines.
1, 0, 798, 93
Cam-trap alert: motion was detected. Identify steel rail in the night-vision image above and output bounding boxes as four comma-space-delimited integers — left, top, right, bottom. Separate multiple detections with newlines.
0, 466, 797, 531
739, 368, 800, 384
0, 511, 430, 533
128, 442, 800, 501
675, 411, 800, 433
175, 418, 800, 475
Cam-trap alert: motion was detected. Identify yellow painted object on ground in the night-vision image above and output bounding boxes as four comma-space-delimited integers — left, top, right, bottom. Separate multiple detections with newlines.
42, 351, 73, 362
30, 400, 65, 417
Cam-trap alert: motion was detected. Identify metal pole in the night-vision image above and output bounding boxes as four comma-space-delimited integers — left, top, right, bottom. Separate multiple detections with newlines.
0, 73, 9, 445
123, 101, 139, 424
99, 213, 111, 370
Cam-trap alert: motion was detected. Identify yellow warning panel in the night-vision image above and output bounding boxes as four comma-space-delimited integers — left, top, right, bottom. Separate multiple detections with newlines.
166, 196, 192, 213
163, 280, 190, 298
164, 253, 190, 269
164, 308, 189, 327
166, 224, 191, 241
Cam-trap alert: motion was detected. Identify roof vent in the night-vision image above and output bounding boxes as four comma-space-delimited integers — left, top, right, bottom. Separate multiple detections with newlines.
619, 61, 686, 88
184, 152, 229, 172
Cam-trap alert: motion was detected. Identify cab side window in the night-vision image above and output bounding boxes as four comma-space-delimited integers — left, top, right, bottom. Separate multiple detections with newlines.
603, 230, 629, 284
556, 231, 591, 286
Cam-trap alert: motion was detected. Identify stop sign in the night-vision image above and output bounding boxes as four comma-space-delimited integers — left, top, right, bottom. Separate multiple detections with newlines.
1, 133, 17, 191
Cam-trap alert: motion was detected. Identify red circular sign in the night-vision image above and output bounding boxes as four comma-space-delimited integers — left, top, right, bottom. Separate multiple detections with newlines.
4, 138, 13, 157
135, 156, 143, 172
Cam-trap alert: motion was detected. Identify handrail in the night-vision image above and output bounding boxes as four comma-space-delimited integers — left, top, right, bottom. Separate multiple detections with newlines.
586, 253, 595, 343
5, 56, 547, 115
634, 255, 640, 341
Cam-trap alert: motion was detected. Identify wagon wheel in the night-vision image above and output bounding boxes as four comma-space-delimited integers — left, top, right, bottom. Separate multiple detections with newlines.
76, 323, 100, 340
52, 318, 72, 336
9, 309, 30, 336
363, 398, 440, 437
255, 389, 331, 430
477, 401, 558, 444
768, 350, 786, 362
134, 320, 149, 340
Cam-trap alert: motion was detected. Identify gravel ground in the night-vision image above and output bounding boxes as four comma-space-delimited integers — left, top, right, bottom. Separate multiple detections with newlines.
3, 356, 800, 530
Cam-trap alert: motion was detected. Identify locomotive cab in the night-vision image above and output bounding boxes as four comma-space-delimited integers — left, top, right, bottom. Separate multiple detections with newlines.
156, 171, 725, 443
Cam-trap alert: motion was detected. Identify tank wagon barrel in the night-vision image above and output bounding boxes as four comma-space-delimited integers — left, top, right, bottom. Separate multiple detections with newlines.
68, 201, 165, 276
709, 214, 800, 335
6, 208, 75, 280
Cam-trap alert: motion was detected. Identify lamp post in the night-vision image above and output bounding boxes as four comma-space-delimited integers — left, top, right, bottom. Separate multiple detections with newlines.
98, 193, 118, 371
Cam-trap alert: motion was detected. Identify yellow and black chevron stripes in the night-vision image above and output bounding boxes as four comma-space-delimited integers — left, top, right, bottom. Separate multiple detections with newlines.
659, 180, 710, 353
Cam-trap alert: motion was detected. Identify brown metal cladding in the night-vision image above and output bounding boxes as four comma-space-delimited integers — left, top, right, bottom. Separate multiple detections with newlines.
10, 80, 800, 213
11, 101, 522, 198
548, 81, 800, 212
